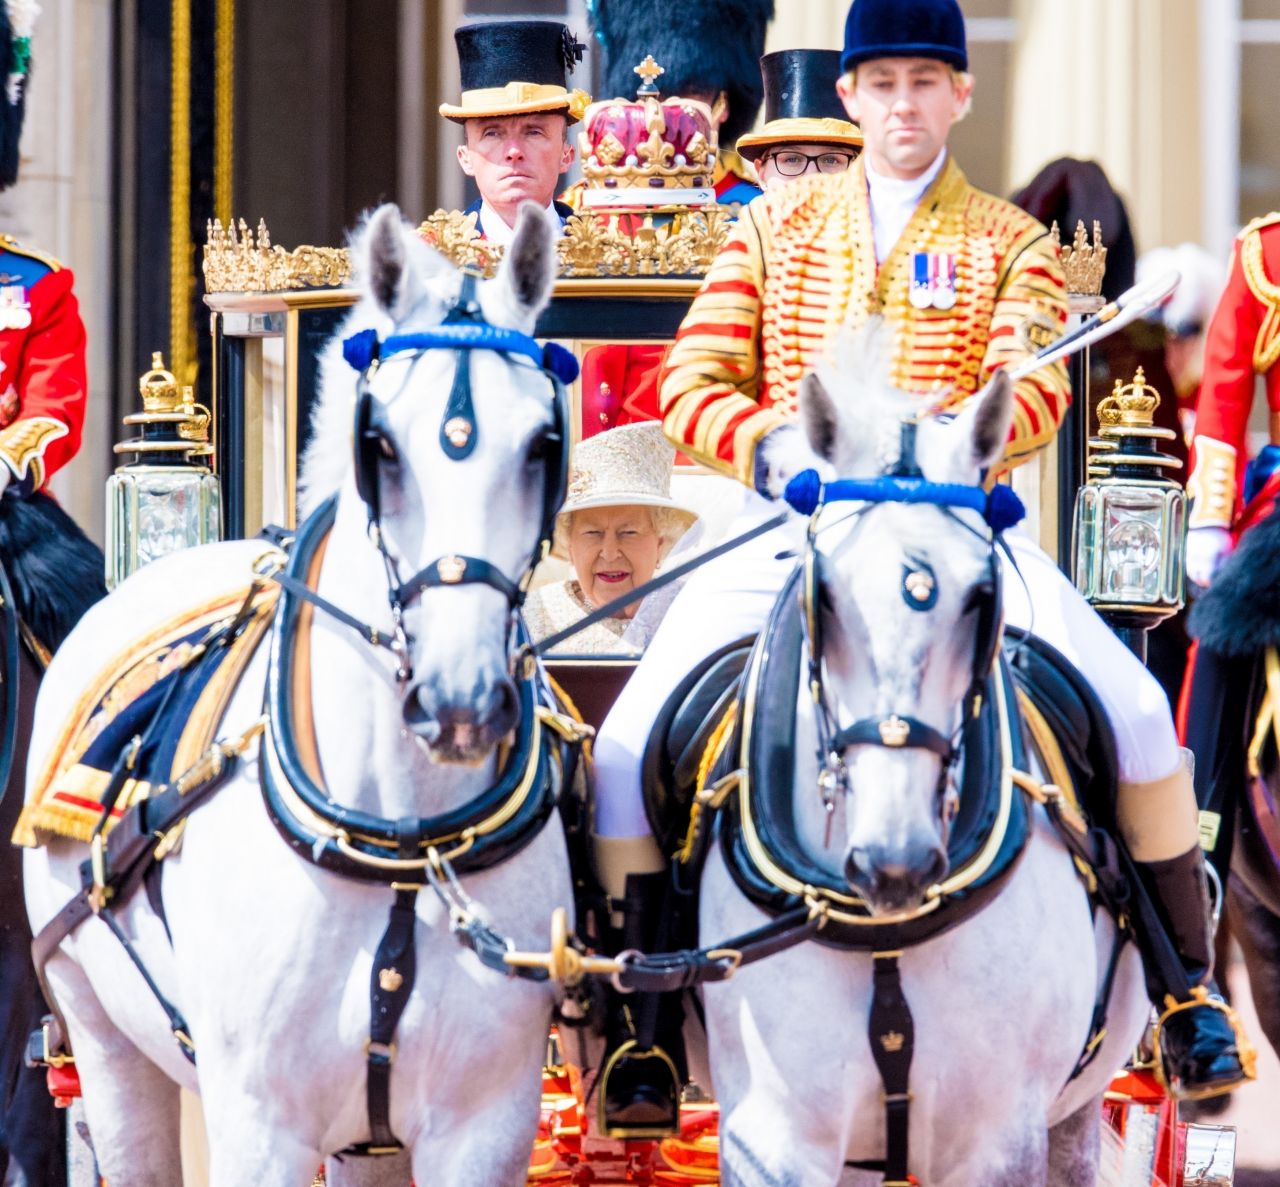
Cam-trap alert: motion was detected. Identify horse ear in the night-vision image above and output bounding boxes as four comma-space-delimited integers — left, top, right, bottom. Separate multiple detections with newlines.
963, 370, 1014, 470
799, 370, 838, 461
490, 202, 558, 328
358, 203, 435, 321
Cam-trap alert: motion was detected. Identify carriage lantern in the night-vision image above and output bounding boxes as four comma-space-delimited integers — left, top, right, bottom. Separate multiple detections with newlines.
1071, 367, 1186, 660
105, 352, 221, 588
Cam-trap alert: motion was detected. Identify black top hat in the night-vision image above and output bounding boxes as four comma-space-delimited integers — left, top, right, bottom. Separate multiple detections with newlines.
439, 21, 590, 124
737, 50, 863, 163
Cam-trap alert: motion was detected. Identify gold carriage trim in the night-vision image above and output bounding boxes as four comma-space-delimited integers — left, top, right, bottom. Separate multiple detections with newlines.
0, 416, 68, 487
729, 627, 1017, 928
13, 581, 279, 848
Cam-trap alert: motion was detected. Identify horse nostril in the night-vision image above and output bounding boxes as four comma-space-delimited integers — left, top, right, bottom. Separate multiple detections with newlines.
487, 677, 520, 735
845, 848, 873, 894
402, 681, 439, 736
919, 846, 948, 890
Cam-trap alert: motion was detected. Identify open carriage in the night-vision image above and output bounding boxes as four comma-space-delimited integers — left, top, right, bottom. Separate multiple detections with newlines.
66, 203, 1224, 1186
18, 86, 1243, 1179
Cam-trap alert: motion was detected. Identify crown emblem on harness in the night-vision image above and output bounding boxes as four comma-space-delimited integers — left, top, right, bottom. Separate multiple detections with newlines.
378, 967, 404, 993
878, 717, 910, 748
879, 1030, 906, 1053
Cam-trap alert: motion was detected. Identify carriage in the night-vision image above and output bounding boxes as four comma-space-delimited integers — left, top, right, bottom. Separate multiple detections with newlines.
6, 181, 1251, 1185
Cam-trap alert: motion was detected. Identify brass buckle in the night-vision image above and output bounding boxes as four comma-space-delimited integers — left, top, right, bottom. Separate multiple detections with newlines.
365, 1039, 397, 1063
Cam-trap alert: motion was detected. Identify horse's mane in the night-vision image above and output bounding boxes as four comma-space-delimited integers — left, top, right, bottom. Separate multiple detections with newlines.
1189, 511, 1280, 656
815, 320, 933, 476
297, 214, 454, 518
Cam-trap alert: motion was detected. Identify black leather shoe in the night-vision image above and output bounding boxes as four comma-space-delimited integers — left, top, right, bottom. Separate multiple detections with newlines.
599, 1040, 680, 1136
1156, 993, 1256, 1101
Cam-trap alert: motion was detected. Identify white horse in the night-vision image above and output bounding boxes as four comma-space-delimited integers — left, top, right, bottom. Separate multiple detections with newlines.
23, 203, 571, 1186
698, 343, 1151, 1187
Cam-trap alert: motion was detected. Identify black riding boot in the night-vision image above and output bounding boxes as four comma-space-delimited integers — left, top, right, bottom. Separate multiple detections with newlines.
1135, 848, 1255, 1100
598, 871, 684, 1137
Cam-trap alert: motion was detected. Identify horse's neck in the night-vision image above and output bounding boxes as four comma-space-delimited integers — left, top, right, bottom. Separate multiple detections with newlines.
305, 513, 496, 820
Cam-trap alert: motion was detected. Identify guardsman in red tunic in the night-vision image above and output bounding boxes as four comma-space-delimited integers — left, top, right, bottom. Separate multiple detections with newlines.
1186, 214, 1280, 579
0, 235, 87, 495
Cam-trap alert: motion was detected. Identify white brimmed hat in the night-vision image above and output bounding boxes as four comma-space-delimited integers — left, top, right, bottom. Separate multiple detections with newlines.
552, 423, 699, 558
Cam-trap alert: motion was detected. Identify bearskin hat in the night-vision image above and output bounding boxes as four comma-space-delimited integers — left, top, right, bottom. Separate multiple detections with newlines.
0, 1, 37, 191
587, 0, 775, 144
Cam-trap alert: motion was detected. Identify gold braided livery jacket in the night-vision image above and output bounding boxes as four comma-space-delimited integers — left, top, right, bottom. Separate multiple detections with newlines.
658, 155, 1071, 485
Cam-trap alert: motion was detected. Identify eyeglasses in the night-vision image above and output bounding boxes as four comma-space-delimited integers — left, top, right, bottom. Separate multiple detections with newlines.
763, 149, 857, 177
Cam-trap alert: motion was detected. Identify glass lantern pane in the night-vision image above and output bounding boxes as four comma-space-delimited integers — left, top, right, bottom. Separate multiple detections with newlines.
1100, 489, 1166, 603
1072, 487, 1100, 599
1164, 492, 1187, 605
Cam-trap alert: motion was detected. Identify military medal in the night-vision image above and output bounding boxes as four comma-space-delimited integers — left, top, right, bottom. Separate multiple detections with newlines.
911, 253, 957, 310
0, 286, 30, 330
932, 254, 957, 310
910, 252, 933, 309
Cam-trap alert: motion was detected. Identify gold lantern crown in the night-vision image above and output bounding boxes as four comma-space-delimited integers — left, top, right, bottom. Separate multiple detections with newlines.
1096, 367, 1160, 431
115, 352, 213, 456
1052, 219, 1108, 297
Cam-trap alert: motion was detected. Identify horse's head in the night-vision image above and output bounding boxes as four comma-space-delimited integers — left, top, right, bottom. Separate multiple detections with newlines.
308, 202, 563, 764
798, 327, 1014, 912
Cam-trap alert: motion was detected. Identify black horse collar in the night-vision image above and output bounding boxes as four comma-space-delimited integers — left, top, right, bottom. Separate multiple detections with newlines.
259, 496, 560, 885
712, 569, 1032, 950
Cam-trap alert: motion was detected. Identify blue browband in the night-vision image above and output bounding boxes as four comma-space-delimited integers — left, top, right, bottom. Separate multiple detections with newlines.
342, 323, 580, 385
783, 468, 1026, 533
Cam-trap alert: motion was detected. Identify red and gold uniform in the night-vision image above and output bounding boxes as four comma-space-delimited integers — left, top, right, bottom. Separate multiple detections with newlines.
0, 235, 86, 491
1188, 214, 1280, 534
659, 155, 1069, 484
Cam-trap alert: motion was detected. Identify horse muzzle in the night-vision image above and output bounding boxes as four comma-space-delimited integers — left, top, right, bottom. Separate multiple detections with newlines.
845, 842, 948, 914
402, 675, 519, 764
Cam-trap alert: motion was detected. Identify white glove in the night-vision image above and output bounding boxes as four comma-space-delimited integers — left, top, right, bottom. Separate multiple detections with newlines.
1185, 525, 1232, 589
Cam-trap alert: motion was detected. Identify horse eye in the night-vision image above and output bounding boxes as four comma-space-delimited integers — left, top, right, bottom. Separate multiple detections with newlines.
526, 429, 552, 463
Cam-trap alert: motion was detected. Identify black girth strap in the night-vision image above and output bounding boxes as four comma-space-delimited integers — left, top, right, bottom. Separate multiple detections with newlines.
860, 953, 914, 1187
353, 884, 420, 1155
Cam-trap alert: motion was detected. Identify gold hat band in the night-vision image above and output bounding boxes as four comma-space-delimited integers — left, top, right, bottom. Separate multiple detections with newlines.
737, 117, 864, 161
440, 82, 591, 124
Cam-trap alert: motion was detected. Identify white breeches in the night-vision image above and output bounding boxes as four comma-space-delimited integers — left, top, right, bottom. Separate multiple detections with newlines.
592, 492, 1182, 838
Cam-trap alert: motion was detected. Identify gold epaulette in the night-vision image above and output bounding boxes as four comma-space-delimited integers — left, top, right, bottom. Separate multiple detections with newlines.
1239, 218, 1280, 371
0, 234, 62, 272
1238, 212, 1280, 242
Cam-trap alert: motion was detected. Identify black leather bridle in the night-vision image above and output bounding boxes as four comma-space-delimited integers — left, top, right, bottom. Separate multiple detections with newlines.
786, 451, 1021, 838
298, 271, 578, 682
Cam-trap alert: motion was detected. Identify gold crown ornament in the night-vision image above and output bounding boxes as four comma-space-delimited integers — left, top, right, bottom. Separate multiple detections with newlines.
1088, 367, 1181, 471
203, 218, 351, 294
113, 352, 214, 459
1052, 219, 1108, 297
577, 56, 719, 209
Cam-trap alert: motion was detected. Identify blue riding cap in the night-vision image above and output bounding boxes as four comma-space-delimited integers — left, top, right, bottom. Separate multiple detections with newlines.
784, 468, 1025, 534
841, 0, 968, 74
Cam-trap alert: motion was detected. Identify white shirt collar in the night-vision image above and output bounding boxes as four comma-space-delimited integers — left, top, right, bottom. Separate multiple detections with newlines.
864, 149, 948, 264
479, 199, 561, 246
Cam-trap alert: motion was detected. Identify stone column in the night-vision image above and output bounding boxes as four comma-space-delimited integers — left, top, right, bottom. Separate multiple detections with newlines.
764, 0, 844, 54
0, 0, 114, 541
1006, 0, 1203, 251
